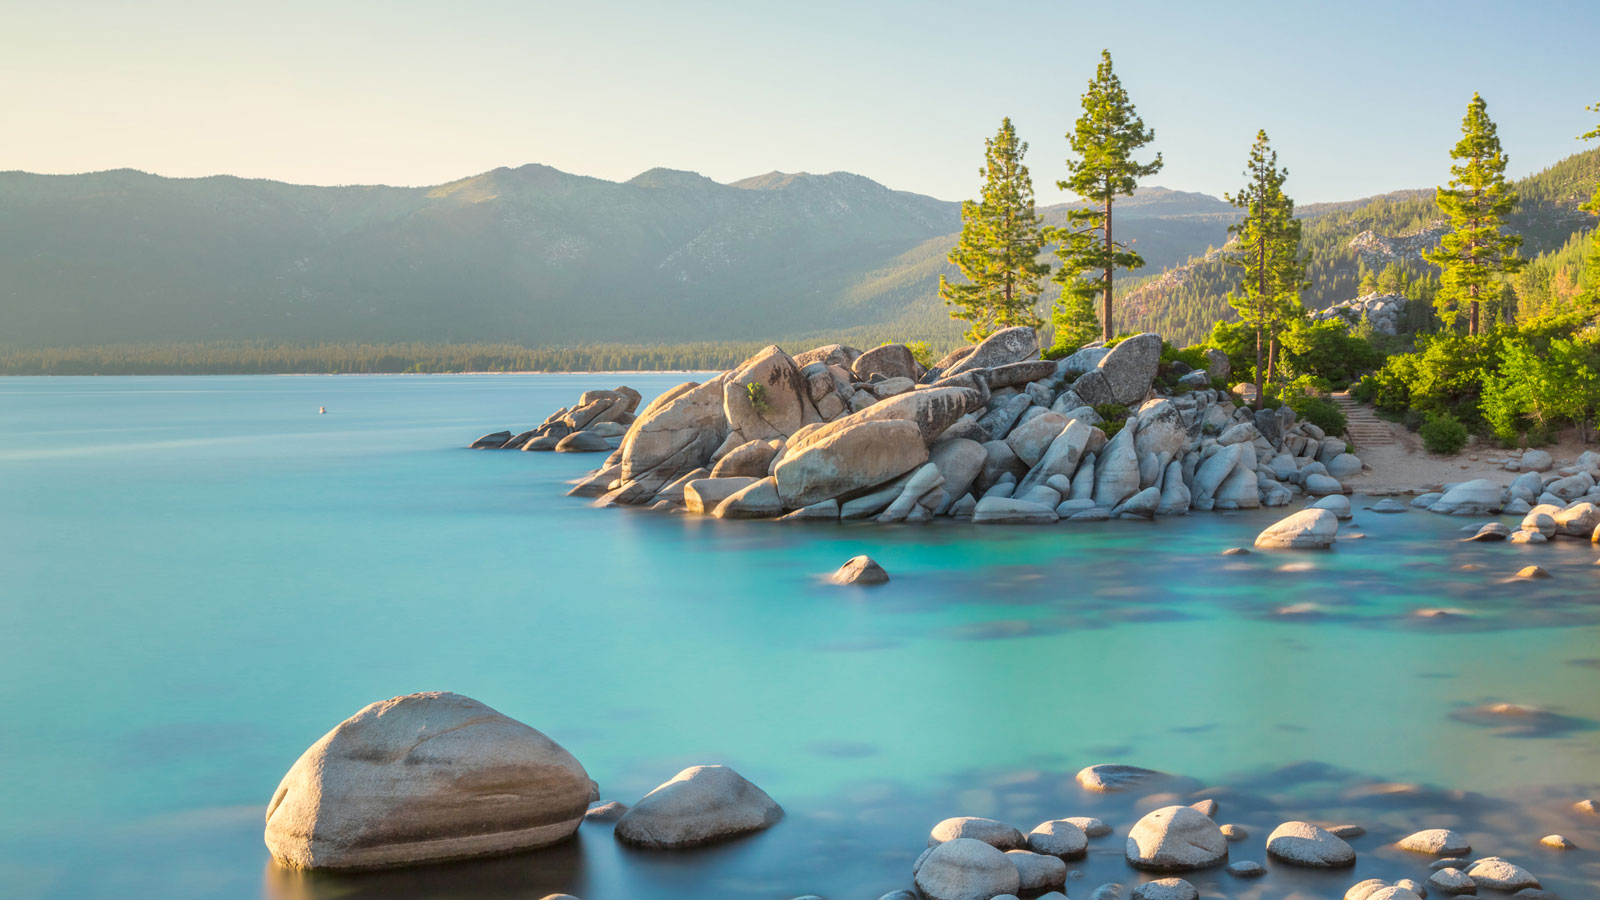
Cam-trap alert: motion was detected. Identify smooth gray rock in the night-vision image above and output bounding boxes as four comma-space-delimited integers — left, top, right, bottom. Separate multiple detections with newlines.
712, 476, 783, 519
973, 497, 1058, 524
264, 692, 590, 869
1027, 819, 1088, 859
614, 765, 782, 849
469, 430, 512, 449
1226, 860, 1265, 877
852, 343, 922, 382
1006, 849, 1067, 890
1064, 816, 1112, 837
1265, 820, 1355, 867
1464, 857, 1539, 891
1130, 877, 1198, 900
1095, 333, 1162, 405
1429, 479, 1506, 515
774, 420, 928, 508
929, 816, 1025, 850
1311, 494, 1353, 519
829, 555, 888, 585
1125, 806, 1227, 871
1396, 829, 1471, 856
683, 476, 760, 515
913, 837, 1022, 900
943, 327, 1040, 379
1254, 508, 1339, 549
1428, 867, 1475, 894
1327, 453, 1364, 479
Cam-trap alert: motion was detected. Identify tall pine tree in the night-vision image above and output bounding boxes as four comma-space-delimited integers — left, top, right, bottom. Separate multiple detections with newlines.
941, 117, 1050, 342
1582, 103, 1600, 285
1224, 131, 1303, 410
1051, 49, 1163, 345
1423, 93, 1523, 335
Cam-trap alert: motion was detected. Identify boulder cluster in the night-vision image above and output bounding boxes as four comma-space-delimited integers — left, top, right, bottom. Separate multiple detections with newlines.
471, 386, 643, 452
1308, 292, 1409, 335
263, 692, 780, 870
482, 328, 1362, 524
1404, 451, 1600, 546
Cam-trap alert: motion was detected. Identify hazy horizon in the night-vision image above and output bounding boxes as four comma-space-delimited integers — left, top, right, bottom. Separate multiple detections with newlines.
5, 0, 1596, 206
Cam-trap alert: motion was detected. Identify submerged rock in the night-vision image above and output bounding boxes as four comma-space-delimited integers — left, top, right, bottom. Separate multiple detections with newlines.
1129, 877, 1198, 900
614, 765, 782, 849
1077, 764, 1164, 793
263, 692, 591, 869
1005, 849, 1067, 890
1064, 815, 1113, 837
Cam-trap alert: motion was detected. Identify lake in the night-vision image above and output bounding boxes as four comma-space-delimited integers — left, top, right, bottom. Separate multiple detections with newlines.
3, 374, 1598, 899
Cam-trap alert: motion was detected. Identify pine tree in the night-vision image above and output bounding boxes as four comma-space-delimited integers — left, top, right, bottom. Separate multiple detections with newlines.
1423, 93, 1523, 335
1051, 49, 1163, 344
1050, 289, 1102, 354
1223, 131, 1304, 409
1581, 103, 1600, 284
941, 117, 1050, 342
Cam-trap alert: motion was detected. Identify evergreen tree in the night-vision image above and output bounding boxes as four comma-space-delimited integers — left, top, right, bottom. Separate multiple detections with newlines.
1050, 290, 1102, 354
940, 117, 1050, 342
1051, 49, 1163, 344
1582, 103, 1600, 286
1423, 93, 1523, 335
1224, 130, 1304, 409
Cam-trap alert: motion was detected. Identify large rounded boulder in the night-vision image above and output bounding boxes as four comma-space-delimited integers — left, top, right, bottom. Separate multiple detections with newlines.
774, 420, 928, 508
943, 326, 1040, 378
723, 346, 820, 442
1125, 805, 1227, 871
613, 765, 782, 849
263, 692, 591, 870
1095, 332, 1162, 405
618, 378, 731, 501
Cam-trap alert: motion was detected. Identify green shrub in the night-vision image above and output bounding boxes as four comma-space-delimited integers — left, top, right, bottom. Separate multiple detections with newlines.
902, 340, 937, 369
1288, 395, 1347, 437
1419, 410, 1469, 454
1094, 403, 1130, 438
745, 382, 769, 415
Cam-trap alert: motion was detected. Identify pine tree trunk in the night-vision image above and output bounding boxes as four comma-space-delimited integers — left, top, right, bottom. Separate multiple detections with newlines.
1102, 196, 1114, 342
1254, 327, 1264, 412
1267, 333, 1279, 385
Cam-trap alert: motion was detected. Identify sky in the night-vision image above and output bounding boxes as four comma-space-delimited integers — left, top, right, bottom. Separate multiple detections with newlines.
3, 0, 1596, 204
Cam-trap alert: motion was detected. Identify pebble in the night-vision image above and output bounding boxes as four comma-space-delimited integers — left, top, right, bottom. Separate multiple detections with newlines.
1396, 828, 1471, 856
1129, 878, 1197, 900
583, 801, 628, 821
1427, 867, 1475, 894
1064, 816, 1113, 837
1220, 823, 1248, 841
1328, 824, 1365, 838
1225, 860, 1265, 877
1538, 833, 1575, 849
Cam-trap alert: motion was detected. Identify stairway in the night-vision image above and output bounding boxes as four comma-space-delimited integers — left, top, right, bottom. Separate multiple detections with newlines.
1332, 391, 1395, 448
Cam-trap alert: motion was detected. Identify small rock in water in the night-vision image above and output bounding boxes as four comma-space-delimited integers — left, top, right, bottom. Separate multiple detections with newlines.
584, 801, 628, 821
1538, 833, 1575, 849
1027, 819, 1088, 858
913, 838, 1021, 900
1221, 547, 1250, 556
1005, 849, 1067, 890
1510, 565, 1552, 580
1327, 824, 1365, 838
1064, 816, 1113, 837
1226, 860, 1265, 877
830, 555, 889, 585
1266, 820, 1356, 867
1510, 529, 1548, 543
1575, 798, 1599, 815
1188, 798, 1217, 817
538, 894, 581, 900
1091, 884, 1123, 900
1369, 498, 1409, 513
1394, 878, 1428, 897
1462, 522, 1510, 541
877, 892, 917, 900
1427, 866, 1475, 894
1219, 823, 1247, 841
1078, 764, 1164, 793
929, 816, 1025, 850
1129, 878, 1198, 900
614, 765, 782, 849
1429, 858, 1467, 870
1464, 856, 1540, 891
1344, 879, 1390, 900
1396, 828, 1471, 856
1125, 806, 1227, 871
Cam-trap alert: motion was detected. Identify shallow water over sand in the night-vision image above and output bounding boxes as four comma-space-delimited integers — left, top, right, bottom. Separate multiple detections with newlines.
2, 375, 1598, 899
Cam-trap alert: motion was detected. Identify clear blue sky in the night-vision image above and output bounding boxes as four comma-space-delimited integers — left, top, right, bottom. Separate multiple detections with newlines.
3, 0, 1595, 203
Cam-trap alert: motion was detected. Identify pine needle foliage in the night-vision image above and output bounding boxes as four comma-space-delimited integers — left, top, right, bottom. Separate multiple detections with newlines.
1051, 49, 1163, 344
1424, 93, 1524, 334
940, 117, 1050, 342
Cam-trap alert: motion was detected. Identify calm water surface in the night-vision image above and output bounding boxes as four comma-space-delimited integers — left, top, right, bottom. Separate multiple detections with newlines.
2, 375, 1598, 899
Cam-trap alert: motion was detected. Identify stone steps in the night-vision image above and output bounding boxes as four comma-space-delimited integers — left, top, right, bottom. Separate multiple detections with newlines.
1332, 392, 1395, 448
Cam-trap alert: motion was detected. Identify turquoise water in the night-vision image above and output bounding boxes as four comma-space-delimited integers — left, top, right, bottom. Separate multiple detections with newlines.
3, 375, 1599, 899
